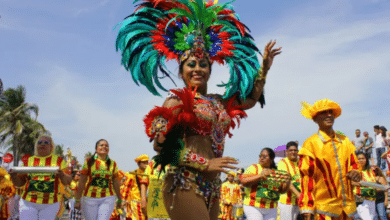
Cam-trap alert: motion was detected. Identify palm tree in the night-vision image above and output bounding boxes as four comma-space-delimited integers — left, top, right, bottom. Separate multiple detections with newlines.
0, 85, 47, 166
5, 117, 49, 158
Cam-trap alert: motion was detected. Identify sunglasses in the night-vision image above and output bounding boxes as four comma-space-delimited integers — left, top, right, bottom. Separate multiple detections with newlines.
37, 140, 50, 145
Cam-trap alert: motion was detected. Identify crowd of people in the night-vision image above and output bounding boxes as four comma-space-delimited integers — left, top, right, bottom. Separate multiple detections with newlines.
1, 120, 389, 220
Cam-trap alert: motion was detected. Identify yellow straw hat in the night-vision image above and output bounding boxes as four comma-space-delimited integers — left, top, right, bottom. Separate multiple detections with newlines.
301, 99, 342, 119
227, 171, 236, 177
135, 154, 149, 163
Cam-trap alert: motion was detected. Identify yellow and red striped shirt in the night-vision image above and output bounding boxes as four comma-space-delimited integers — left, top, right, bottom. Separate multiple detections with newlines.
21, 154, 67, 204
242, 164, 281, 209
81, 158, 119, 198
354, 169, 376, 201
277, 158, 300, 205
298, 131, 361, 217
221, 181, 242, 205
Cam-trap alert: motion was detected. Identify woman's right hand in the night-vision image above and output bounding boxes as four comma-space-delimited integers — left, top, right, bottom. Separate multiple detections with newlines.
74, 201, 81, 210
205, 157, 238, 173
260, 168, 272, 180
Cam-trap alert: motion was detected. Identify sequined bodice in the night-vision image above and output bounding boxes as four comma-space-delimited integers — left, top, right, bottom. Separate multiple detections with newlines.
168, 89, 232, 157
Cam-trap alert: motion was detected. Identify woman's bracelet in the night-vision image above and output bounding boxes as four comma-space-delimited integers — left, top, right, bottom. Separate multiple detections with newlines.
179, 149, 210, 172
75, 198, 81, 202
255, 67, 267, 83
116, 199, 122, 204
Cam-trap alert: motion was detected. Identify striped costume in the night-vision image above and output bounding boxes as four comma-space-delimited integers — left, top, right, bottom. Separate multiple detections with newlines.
80, 158, 119, 198
299, 131, 361, 219
220, 181, 242, 220
21, 154, 68, 204
354, 169, 377, 219
122, 169, 149, 220
242, 164, 281, 209
277, 157, 300, 220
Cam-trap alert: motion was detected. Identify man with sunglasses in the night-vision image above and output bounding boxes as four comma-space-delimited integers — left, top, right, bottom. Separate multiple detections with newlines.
299, 99, 362, 220
277, 141, 301, 220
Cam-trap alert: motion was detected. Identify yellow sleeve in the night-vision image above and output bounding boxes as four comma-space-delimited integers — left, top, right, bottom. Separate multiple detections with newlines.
138, 174, 149, 186
345, 137, 362, 172
277, 159, 287, 171
81, 160, 89, 175
244, 165, 254, 174
299, 154, 316, 214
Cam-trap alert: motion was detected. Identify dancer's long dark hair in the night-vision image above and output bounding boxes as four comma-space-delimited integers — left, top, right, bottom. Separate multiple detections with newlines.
87, 139, 111, 170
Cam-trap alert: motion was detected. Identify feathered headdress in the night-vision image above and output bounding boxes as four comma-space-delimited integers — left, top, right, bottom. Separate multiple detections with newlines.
116, 0, 261, 99
301, 99, 342, 119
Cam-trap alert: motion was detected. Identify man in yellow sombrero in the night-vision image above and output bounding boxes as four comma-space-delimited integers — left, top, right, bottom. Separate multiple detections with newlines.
122, 154, 149, 220
220, 171, 242, 220
299, 99, 362, 220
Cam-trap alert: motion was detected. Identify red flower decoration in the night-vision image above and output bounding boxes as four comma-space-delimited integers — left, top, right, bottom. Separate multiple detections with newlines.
191, 154, 198, 161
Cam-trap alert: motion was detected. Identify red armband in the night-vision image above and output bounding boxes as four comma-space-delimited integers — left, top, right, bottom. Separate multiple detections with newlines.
178, 148, 209, 172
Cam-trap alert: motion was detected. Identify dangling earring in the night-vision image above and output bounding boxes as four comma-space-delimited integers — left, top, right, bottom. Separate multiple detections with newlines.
94, 153, 98, 159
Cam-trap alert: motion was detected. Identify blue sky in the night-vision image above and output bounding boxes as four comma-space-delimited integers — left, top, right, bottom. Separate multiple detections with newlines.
1, 0, 390, 171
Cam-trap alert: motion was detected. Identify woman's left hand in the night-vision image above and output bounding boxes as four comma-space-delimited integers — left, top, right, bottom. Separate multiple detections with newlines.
262, 40, 282, 72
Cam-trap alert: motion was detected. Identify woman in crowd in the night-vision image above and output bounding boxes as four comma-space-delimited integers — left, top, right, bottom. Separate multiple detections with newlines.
353, 152, 377, 219
380, 127, 389, 148
116, 1, 281, 219
9, 135, 72, 220
372, 166, 388, 220
240, 148, 290, 220
74, 139, 122, 220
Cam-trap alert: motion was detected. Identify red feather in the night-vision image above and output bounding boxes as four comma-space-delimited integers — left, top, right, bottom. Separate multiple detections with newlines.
170, 86, 198, 125
225, 94, 247, 135
143, 106, 176, 141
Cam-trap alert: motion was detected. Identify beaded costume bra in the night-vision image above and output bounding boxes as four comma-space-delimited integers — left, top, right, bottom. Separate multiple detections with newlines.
168, 88, 241, 158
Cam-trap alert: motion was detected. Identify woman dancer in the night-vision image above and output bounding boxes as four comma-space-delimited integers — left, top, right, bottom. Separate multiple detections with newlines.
240, 148, 289, 220
74, 139, 122, 220
116, 1, 281, 219
353, 152, 377, 219
9, 135, 72, 220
